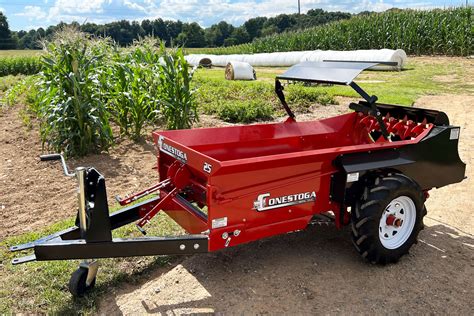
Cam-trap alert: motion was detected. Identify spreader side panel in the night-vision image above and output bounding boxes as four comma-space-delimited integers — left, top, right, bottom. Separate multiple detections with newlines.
206, 155, 340, 251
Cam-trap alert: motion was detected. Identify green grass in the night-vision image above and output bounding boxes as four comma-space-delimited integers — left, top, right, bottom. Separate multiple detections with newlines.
194, 57, 473, 120
0, 201, 185, 314
0, 50, 43, 57
0, 75, 36, 109
0, 75, 25, 96
326, 59, 473, 103
194, 67, 337, 122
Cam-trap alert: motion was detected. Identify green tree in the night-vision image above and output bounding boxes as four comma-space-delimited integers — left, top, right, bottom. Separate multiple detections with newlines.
227, 27, 250, 45
204, 21, 234, 46
0, 12, 15, 49
204, 26, 222, 47
177, 22, 205, 47
18, 30, 41, 49
261, 25, 278, 37
6, 8, 354, 49
244, 17, 267, 40
152, 19, 170, 43
166, 20, 183, 45
141, 19, 153, 35
265, 14, 297, 33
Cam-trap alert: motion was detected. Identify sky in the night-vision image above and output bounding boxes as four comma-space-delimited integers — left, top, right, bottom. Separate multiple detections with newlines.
0, 0, 468, 31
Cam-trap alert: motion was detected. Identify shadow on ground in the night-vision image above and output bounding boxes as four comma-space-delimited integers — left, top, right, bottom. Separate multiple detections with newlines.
96, 222, 473, 314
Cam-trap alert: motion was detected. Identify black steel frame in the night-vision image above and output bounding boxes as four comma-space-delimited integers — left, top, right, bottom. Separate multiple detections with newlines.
11, 168, 208, 265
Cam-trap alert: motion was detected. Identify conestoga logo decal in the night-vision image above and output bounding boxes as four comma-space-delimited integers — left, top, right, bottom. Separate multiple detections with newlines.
253, 191, 316, 211
158, 136, 187, 163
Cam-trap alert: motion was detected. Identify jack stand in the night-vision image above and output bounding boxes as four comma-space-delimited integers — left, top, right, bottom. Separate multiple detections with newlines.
81, 260, 99, 287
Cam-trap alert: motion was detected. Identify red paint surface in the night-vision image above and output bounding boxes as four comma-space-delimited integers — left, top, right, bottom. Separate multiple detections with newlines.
145, 112, 432, 252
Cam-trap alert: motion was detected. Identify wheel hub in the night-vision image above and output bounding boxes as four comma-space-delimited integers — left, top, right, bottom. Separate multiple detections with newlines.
378, 196, 416, 250
386, 214, 403, 227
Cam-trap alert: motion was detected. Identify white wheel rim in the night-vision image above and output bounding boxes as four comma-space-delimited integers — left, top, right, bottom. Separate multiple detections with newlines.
379, 196, 416, 250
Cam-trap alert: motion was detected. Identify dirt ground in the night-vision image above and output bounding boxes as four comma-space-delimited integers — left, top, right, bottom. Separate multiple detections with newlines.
1, 92, 473, 313
0, 110, 158, 238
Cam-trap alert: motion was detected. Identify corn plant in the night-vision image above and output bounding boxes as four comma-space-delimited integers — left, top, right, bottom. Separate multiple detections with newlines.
35, 28, 113, 157
195, 8, 473, 56
251, 7, 473, 56
185, 43, 254, 55
105, 59, 160, 139
158, 46, 198, 130
14, 27, 200, 152
2, 75, 37, 107
104, 39, 162, 139
0, 56, 42, 76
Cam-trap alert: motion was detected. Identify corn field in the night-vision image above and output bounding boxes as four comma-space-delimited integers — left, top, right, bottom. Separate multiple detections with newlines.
10, 28, 198, 157
197, 7, 473, 56
0, 56, 42, 76
185, 44, 255, 55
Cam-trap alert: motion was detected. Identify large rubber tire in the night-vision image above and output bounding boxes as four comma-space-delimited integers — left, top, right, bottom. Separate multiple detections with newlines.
351, 174, 427, 264
68, 267, 96, 297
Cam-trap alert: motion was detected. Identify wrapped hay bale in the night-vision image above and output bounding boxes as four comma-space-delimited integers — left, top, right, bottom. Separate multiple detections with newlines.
198, 57, 212, 68
225, 61, 256, 80
186, 49, 407, 70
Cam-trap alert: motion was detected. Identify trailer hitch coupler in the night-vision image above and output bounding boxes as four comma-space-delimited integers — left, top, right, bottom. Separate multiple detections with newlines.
76, 167, 88, 238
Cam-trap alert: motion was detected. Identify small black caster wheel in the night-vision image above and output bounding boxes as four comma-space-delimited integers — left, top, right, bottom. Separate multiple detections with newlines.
68, 267, 96, 297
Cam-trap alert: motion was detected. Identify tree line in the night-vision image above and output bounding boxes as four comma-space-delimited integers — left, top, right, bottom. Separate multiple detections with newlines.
0, 9, 353, 49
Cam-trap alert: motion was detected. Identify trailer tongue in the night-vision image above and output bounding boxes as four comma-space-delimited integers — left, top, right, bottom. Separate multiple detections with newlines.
10, 61, 466, 297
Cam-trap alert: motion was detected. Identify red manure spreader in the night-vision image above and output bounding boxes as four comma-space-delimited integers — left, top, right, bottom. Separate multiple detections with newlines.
10, 62, 466, 296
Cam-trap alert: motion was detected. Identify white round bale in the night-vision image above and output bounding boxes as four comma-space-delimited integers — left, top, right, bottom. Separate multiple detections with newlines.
185, 49, 408, 71
225, 61, 256, 80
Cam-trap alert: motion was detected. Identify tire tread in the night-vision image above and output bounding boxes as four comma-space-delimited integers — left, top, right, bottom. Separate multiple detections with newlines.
351, 173, 426, 264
